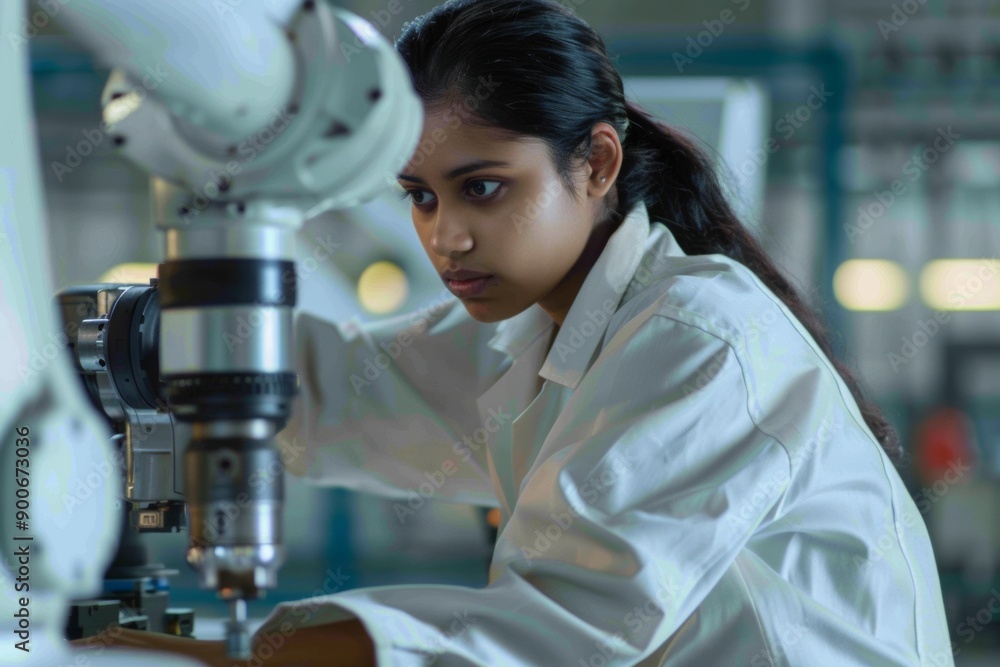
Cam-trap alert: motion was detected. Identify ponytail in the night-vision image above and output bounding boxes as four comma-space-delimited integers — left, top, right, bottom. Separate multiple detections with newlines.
619, 101, 905, 467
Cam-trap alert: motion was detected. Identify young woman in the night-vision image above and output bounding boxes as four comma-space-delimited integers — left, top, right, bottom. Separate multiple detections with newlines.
82, 0, 953, 664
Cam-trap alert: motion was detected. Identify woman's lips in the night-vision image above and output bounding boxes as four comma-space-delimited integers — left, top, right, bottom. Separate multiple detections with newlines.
446, 275, 494, 298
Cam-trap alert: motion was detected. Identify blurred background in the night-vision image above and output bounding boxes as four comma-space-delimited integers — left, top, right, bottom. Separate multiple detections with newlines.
21, 0, 1000, 662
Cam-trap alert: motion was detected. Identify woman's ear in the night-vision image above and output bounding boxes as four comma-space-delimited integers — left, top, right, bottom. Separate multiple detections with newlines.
587, 122, 623, 197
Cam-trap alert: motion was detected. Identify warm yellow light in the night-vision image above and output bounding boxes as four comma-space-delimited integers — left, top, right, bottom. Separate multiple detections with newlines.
357, 261, 409, 314
920, 260, 1000, 310
98, 263, 158, 284
833, 260, 909, 311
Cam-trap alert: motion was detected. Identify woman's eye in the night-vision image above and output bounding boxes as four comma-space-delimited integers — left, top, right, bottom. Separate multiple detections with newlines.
468, 180, 502, 198
396, 180, 502, 207
397, 188, 437, 206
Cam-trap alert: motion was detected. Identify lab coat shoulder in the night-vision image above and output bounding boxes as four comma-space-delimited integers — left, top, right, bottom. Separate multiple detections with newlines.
518, 230, 823, 524
569, 236, 952, 664
277, 297, 509, 506
602, 243, 900, 524
608, 227, 874, 470
477, 272, 793, 665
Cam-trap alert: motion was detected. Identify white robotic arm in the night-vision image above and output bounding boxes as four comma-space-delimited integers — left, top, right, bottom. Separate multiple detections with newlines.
49, 0, 300, 143
1, 0, 421, 662
0, 1, 141, 664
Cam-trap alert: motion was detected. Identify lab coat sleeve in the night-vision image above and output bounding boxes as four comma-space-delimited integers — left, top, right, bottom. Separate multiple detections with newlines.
254, 313, 794, 666
277, 297, 508, 506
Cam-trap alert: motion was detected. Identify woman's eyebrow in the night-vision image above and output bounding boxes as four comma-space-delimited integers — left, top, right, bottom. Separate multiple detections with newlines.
398, 159, 511, 184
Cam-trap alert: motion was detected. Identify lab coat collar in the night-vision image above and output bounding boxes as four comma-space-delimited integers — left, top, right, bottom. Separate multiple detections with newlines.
488, 202, 664, 389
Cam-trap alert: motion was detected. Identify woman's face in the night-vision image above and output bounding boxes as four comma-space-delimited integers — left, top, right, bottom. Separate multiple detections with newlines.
396, 108, 615, 324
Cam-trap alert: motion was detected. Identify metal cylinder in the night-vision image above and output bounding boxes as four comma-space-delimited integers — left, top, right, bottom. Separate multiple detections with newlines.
184, 436, 285, 598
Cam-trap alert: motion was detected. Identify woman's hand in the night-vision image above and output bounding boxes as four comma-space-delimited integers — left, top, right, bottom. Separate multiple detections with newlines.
69, 620, 376, 666
70, 628, 230, 666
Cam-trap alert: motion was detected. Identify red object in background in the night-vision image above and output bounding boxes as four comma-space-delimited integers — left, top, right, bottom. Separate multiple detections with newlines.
913, 406, 978, 487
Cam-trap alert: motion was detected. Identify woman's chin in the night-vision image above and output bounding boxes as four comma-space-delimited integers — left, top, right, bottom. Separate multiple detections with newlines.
461, 297, 535, 324
461, 300, 504, 323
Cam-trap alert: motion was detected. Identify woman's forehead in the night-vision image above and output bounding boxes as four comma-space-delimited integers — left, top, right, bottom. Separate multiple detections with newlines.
403, 122, 550, 177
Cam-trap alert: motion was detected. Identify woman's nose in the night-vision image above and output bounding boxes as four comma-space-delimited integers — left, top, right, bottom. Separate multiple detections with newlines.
430, 213, 474, 257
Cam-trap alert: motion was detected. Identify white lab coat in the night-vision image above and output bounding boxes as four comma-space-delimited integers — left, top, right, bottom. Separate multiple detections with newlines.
257, 203, 955, 666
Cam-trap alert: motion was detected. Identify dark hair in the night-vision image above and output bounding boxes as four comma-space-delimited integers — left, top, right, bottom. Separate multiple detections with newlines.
395, 0, 904, 466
